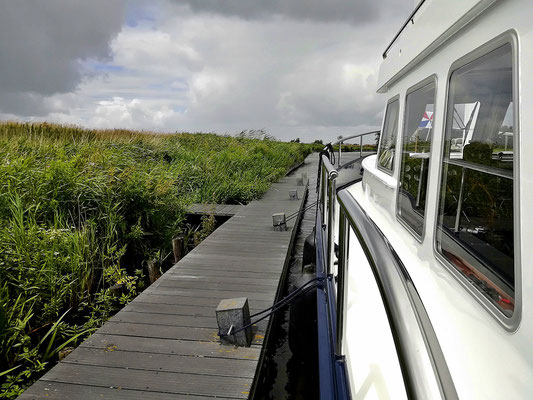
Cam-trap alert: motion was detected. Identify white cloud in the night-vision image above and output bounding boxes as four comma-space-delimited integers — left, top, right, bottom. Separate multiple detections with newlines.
89, 97, 175, 128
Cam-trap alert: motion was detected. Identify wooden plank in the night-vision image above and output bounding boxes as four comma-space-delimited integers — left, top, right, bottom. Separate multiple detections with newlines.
122, 302, 267, 318
131, 293, 273, 310
161, 273, 280, 286
123, 302, 217, 317
166, 261, 284, 274
81, 333, 261, 360
97, 321, 266, 345
63, 347, 256, 379
142, 287, 276, 302
38, 363, 253, 399
18, 381, 224, 400
108, 311, 269, 332
154, 279, 277, 293
188, 203, 245, 217
164, 267, 281, 279
181, 247, 288, 257
164, 263, 285, 275
175, 253, 286, 265
109, 312, 217, 328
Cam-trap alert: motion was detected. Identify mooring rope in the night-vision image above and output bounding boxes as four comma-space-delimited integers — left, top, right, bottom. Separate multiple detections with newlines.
284, 200, 318, 222
218, 276, 325, 338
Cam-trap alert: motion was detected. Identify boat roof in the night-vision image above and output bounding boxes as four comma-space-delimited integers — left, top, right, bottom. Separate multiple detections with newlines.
377, 0, 500, 93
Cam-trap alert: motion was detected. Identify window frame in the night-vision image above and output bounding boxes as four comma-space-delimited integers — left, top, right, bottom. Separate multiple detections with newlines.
396, 75, 438, 242
432, 31, 521, 331
376, 95, 401, 175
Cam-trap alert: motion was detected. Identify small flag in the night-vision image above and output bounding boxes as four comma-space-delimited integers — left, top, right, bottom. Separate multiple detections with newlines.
419, 111, 433, 129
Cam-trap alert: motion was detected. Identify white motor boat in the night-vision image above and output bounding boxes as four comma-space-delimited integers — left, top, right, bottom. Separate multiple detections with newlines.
309, 0, 532, 398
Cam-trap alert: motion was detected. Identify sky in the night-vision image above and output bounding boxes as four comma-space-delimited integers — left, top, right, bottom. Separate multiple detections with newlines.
0, 0, 413, 143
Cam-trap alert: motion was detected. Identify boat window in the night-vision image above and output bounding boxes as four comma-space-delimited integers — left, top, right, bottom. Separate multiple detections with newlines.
436, 44, 515, 316
377, 99, 400, 173
397, 81, 436, 237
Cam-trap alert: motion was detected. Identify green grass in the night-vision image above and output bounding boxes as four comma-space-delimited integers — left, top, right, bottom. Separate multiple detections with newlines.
0, 121, 313, 397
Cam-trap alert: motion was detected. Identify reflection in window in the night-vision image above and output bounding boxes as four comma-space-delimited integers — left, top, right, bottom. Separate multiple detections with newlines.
377, 99, 399, 172
436, 44, 515, 316
397, 81, 436, 236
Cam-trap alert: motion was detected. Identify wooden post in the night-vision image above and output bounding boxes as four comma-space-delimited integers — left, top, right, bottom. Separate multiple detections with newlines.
272, 213, 287, 231
147, 259, 161, 283
172, 236, 184, 264
216, 297, 253, 347
109, 283, 124, 297
289, 189, 299, 200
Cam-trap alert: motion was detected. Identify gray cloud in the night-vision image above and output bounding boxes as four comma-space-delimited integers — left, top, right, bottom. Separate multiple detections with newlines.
0, 92, 53, 116
172, 0, 409, 25
0, 0, 413, 142
0, 0, 124, 115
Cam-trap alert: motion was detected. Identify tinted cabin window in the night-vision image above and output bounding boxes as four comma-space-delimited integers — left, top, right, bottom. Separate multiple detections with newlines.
436, 44, 515, 316
377, 99, 400, 172
397, 81, 436, 237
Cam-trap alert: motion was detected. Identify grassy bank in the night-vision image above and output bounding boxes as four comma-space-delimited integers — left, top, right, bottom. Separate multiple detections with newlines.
0, 122, 312, 397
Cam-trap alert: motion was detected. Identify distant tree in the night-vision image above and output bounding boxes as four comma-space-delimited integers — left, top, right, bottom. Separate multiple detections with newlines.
313, 139, 323, 145
290, 138, 300, 143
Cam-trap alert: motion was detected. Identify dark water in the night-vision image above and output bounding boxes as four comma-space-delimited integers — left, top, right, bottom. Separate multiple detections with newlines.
255, 169, 319, 400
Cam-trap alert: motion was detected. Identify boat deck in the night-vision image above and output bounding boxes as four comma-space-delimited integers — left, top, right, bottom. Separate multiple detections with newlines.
335, 151, 373, 189
19, 155, 317, 400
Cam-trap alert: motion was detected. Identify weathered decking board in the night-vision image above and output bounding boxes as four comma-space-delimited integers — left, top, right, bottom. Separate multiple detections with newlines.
20, 154, 317, 399
188, 203, 246, 217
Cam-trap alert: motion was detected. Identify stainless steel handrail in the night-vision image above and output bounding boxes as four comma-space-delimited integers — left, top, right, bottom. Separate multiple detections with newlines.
382, 0, 426, 59
331, 130, 381, 146
335, 213, 348, 356
331, 130, 380, 168
319, 153, 338, 274
337, 189, 458, 400
320, 152, 338, 177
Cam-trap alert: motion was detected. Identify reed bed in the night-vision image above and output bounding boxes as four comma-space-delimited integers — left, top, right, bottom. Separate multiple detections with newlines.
0, 121, 312, 397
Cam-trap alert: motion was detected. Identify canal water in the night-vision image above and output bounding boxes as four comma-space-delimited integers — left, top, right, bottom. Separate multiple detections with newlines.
255, 165, 319, 400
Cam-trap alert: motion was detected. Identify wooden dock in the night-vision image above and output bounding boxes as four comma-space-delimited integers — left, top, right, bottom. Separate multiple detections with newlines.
20, 155, 318, 400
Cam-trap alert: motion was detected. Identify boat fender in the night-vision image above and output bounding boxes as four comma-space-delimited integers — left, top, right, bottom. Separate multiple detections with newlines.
302, 227, 316, 269
288, 273, 318, 359
302, 263, 316, 274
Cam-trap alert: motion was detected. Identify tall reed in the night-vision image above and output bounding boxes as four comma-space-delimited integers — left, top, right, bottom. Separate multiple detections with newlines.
0, 121, 313, 398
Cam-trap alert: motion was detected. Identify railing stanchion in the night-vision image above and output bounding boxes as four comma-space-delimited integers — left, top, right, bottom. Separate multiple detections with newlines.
328, 130, 380, 169
335, 211, 348, 355
326, 170, 338, 274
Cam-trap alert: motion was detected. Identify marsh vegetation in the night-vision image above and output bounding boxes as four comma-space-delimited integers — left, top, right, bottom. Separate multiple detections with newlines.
0, 122, 312, 398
